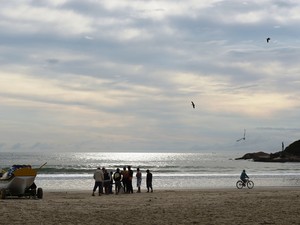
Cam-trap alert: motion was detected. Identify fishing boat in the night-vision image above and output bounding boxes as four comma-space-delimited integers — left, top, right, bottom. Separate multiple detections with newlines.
0, 163, 45, 199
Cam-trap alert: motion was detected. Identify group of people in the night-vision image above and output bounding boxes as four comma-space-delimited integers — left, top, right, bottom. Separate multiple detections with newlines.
92, 166, 153, 196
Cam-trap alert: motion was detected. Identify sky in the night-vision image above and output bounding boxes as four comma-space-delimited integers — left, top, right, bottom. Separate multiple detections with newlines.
1, 0, 300, 153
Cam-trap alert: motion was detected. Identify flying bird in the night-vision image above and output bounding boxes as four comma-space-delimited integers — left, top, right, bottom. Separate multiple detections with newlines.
266, 37, 271, 43
191, 101, 195, 109
236, 129, 246, 142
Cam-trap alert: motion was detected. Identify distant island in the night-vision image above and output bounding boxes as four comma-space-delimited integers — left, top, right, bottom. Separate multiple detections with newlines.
236, 139, 300, 162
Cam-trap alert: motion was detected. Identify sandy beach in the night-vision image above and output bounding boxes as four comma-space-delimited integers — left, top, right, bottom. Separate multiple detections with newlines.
0, 188, 299, 225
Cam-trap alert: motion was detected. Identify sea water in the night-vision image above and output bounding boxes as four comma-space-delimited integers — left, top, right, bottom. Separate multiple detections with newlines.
0, 152, 299, 190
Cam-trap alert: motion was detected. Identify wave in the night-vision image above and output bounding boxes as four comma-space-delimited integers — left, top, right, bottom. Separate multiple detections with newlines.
36, 172, 300, 179
36, 166, 300, 175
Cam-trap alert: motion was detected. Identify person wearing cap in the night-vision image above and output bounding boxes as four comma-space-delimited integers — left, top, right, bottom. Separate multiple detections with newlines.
92, 167, 104, 196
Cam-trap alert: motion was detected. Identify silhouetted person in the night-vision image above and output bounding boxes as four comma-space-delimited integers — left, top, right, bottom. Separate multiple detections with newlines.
103, 169, 110, 194
136, 168, 142, 193
113, 168, 122, 195
240, 169, 249, 186
127, 166, 134, 193
92, 167, 104, 196
121, 166, 128, 193
146, 169, 153, 192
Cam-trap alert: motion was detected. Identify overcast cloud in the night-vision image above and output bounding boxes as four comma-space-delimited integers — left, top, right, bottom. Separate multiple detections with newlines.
1, 0, 300, 152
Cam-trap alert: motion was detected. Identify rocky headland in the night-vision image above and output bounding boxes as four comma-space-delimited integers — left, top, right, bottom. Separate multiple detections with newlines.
235, 139, 300, 162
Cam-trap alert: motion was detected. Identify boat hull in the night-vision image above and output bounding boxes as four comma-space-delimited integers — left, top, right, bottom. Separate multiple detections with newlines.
0, 167, 37, 195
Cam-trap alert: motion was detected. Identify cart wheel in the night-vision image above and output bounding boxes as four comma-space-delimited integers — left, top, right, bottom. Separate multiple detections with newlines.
0, 188, 6, 199
37, 188, 43, 199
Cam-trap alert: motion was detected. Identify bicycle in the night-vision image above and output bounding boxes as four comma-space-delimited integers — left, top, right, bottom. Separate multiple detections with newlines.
236, 179, 254, 189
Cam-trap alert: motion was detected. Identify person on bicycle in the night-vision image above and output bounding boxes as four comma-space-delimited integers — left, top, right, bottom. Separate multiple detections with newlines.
240, 169, 249, 185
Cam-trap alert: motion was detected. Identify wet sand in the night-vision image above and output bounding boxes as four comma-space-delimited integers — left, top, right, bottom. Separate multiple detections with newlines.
0, 188, 299, 225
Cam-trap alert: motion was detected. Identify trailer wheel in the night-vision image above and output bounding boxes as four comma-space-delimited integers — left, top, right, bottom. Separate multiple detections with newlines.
37, 188, 43, 199
0, 189, 6, 199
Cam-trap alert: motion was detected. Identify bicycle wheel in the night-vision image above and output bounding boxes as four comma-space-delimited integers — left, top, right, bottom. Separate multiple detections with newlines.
236, 180, 243, 189
247, 180, 254, 189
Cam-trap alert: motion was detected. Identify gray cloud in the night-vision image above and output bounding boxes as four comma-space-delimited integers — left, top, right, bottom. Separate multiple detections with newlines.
257, 127, 300, 132
1, 0, 300, 152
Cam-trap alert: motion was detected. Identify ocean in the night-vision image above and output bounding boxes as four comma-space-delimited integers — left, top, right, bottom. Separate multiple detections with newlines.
0, 152, 299, 191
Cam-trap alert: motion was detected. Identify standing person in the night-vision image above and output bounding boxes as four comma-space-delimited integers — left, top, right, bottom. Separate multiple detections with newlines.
127, 166, 134, 193
136, 168, 142, 193
103, 169, 110, 194
121, 167, 128, 193
146, 169, 153, 193
109, 171, 114, 194
92, 167, 104, 196
113, 168, 122, 195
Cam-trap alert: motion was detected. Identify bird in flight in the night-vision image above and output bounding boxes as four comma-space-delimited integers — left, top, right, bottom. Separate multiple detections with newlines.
236, 129, 246, 142
191, 101, 195, 109
266, 37, 271, 43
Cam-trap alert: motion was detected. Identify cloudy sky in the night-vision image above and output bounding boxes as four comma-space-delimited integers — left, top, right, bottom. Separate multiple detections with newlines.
1, 0, 300, 152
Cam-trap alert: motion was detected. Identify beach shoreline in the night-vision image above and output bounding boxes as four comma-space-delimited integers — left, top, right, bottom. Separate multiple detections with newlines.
1, 187, 299, 225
